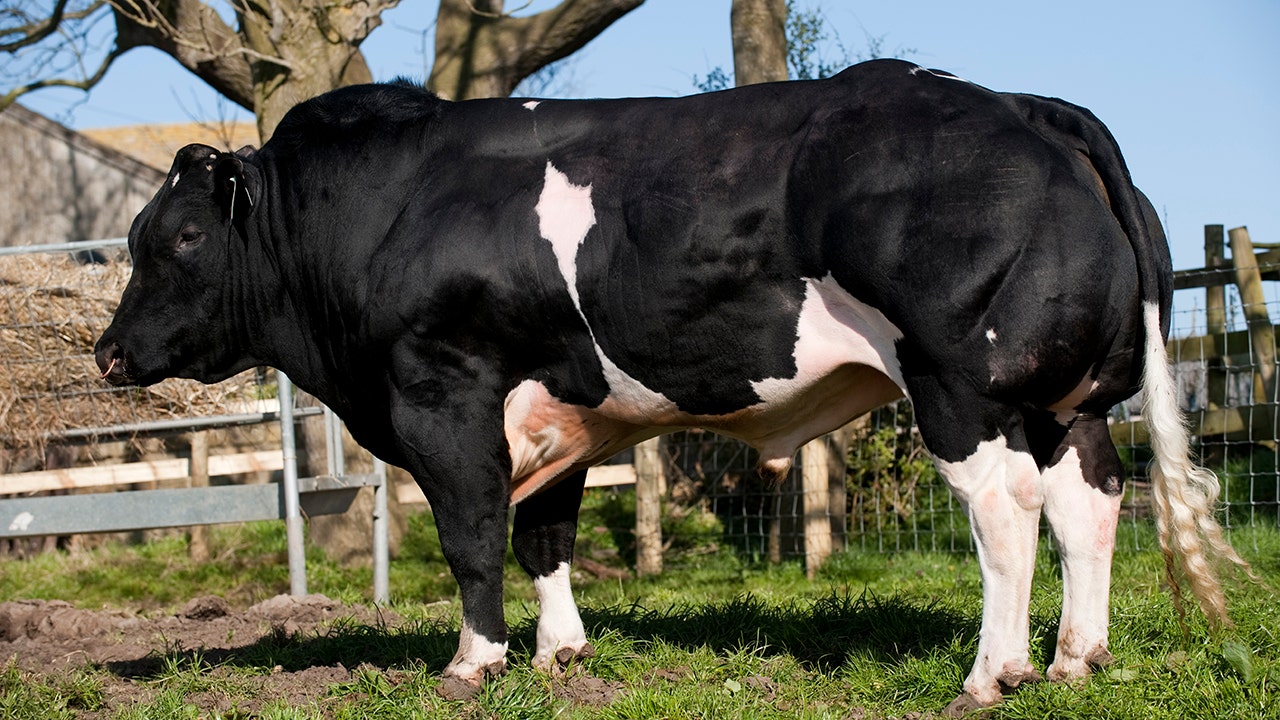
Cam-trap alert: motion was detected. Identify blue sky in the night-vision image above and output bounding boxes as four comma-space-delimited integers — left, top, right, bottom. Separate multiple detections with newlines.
16, 1, 1279, 303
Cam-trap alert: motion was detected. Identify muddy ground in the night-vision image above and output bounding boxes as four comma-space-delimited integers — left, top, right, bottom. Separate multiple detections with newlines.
0, 594, 625, 717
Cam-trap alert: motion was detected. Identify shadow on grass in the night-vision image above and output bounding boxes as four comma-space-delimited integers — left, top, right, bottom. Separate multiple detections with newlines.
103, 617, 461, 680
577, 590, 976, 670
102, 590, 977, 681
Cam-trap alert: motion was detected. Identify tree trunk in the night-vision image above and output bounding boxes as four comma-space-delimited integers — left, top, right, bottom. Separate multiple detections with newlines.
731, 0, 787, 86
238, 1, 375, 138
112, 0, 384, 141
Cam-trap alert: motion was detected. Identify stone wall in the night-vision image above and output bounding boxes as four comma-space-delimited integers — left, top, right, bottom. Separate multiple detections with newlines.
0, 105, 165, 247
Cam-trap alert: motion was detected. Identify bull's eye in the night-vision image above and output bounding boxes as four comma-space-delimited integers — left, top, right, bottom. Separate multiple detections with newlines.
176, 227, 206, 251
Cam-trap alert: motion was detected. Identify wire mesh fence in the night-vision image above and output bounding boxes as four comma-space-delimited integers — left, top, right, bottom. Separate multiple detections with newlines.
648, 280, 1280, 562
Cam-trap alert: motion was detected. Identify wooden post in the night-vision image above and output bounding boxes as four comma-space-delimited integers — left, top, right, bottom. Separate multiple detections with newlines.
634, 437, 664, 576
800, 437, 832, 579
825, 431, 849, 551
1205, 225, 1228, 409
187, 431, 210, 562
1229, 225, 1276, 442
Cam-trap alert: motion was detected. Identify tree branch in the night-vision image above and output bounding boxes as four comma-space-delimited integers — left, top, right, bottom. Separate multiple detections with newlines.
430, 0, 644, 100
110, 0, 255, 110
501, 0, 642, 83
1, 0, 109, 53
0, 43, 124, 112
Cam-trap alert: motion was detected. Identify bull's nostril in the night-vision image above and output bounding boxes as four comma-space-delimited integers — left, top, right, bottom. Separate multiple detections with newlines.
95, 341, 125, 379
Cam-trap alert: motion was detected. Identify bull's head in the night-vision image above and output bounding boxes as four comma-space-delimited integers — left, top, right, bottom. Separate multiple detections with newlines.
95, 143, 262, 387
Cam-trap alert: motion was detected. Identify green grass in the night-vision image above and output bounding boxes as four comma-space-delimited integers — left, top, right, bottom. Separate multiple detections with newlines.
2, 492, 1278, 719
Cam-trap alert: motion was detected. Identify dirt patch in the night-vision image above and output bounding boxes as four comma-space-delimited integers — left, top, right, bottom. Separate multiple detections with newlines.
553, 672, 625, 706
0, 594, 370, 672
0, 594, 639, 716
0, 594, 389, 716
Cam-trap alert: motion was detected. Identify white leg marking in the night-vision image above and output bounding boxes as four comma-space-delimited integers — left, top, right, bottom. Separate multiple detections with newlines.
445, 619, 508, 681
1042, 446, 1120, 682
532, 562, 592, 671
934, 435, 1043, 705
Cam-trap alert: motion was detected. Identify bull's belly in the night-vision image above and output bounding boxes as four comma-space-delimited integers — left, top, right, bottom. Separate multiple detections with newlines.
504, 275, 908, 504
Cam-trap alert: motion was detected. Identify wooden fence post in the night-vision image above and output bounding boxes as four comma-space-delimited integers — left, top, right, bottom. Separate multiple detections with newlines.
188, 431, 210, 562
800, 436, 832, 579
1205, 225, 1228, 409
1229, 225, 1276, 442
634, 437, 664, 576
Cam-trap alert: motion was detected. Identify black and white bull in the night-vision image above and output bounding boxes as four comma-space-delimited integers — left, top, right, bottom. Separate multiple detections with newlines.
95, 59, 1244, 713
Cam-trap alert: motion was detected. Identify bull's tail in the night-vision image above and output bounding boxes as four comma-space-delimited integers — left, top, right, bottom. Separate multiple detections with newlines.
1017, 93, 1254, 626
1141, 301, 1255, 626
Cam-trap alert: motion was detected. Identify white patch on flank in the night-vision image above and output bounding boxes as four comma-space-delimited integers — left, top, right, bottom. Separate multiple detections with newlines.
933, 436, 1044, 704
445, 618, 509, 681
523, 100, 541, 111
743, 275, 906, 470
1041, 445, 1120, 682
536, 162, 680, 421
532, 562, 591, 670
536, 162, 595, 308
986, 328, 998, 344
8, 511, 34, 532
753, 275, 905, 402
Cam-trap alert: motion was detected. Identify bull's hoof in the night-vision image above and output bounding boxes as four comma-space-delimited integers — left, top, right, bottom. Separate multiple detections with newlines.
945, 665, 1042, 717
996, 666, 1043, 693
943, 691, 997, 718
1047, 646, 1114, 683
1087, 647, 1115, 670
555, 642, 597, 668
534, 641, 597, 675
436, 660, 507, 701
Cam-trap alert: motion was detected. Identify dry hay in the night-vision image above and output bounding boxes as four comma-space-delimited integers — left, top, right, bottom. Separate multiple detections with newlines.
0, 251, 263, 450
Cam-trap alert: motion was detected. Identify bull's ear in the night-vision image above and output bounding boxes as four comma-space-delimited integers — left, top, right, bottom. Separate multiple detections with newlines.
211, 151, 260, 235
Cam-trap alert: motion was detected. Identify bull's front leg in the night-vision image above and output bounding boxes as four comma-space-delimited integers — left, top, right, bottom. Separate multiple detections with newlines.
387, 355, 513, 696
512, 469, 595, 673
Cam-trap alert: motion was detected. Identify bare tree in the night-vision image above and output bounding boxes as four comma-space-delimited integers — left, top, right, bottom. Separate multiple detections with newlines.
2, 1, 644, 138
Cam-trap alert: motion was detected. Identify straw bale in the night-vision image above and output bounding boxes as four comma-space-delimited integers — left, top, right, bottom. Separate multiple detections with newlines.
0, 252, 263, 449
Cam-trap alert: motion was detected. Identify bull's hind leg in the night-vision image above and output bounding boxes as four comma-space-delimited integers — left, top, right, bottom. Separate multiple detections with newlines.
512, 469, 595, 672
1040, 415, 1123, 681
911, 386, 1045, 714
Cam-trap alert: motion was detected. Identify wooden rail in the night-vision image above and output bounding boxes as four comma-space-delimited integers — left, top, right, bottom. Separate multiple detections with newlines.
1110, 224, 1276, 447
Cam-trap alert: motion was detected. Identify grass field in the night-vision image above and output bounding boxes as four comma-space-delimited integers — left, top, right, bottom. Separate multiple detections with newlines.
1, 489, 1277, 719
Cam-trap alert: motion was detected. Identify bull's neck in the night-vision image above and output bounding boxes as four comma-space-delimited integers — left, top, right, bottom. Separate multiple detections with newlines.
242, 198, 384, 416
